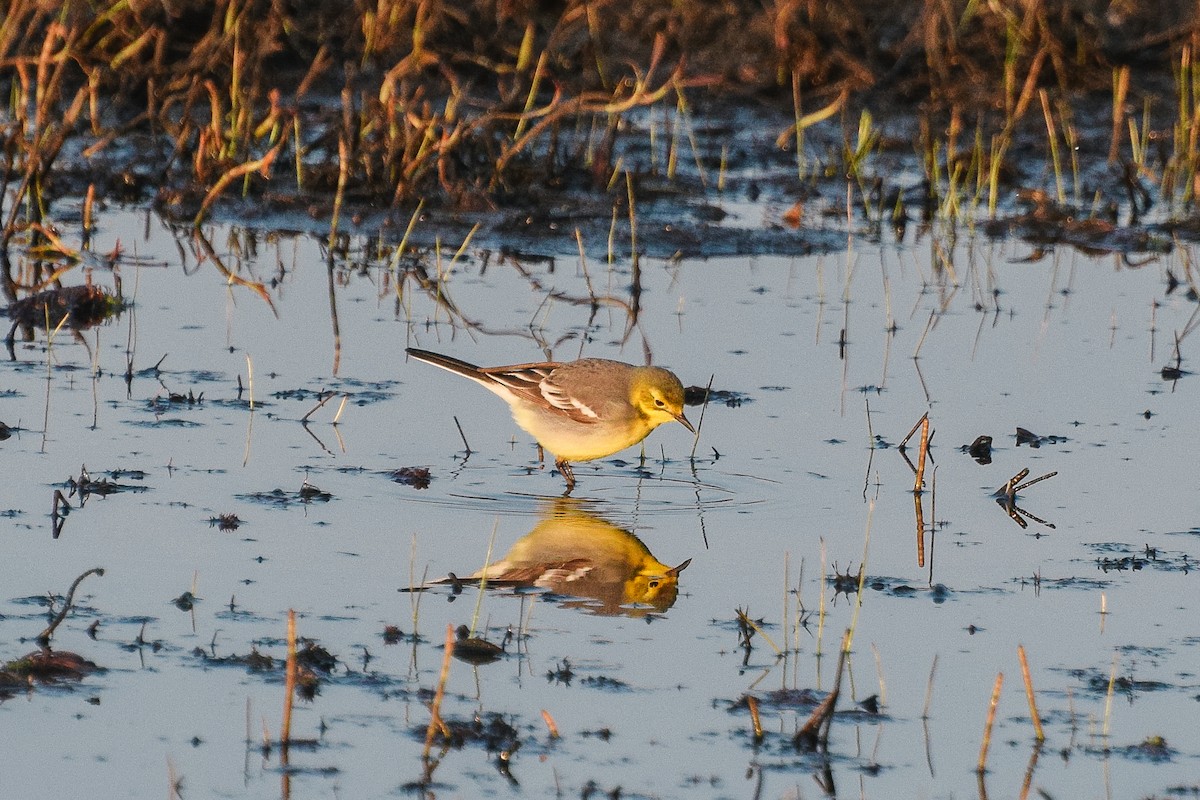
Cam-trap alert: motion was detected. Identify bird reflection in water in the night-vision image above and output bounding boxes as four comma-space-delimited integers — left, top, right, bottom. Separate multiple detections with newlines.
436, 499, 691, 617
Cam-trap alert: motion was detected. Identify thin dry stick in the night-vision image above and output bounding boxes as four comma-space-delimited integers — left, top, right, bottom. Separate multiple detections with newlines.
977, 672, 1004, 773
900, 411, 929, 449
816, 537, 827, 657
1017, 645, 1045, 742
281, 609, 297, 747
301, 390, 335, 422
871, 643, 887, 707
424, 623, 456, 755
688, 374, 714, 461
453, 416, 473, 454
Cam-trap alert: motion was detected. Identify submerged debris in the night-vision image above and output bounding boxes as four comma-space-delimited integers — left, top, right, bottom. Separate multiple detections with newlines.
4, 649, 98, 683
209, 513, 242, 531
390, 466, 432, 489
64, 466, 148, 500
964, 435, 993, 464
5, 285, 124, 340
684, 386, 749, 407
452, 625, 510, 665
238, 484, 332, 507
1015, 427, 1068, 447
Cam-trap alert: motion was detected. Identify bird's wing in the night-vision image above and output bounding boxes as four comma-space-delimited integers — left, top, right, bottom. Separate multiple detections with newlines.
481, 362, 600, 424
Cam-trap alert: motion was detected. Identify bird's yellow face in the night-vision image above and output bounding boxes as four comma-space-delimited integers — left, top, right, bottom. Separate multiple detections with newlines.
625, 558, 692, 607
634, 368, 695, 432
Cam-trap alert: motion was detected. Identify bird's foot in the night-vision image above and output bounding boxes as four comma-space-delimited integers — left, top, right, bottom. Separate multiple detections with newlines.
555, 459, 576, 495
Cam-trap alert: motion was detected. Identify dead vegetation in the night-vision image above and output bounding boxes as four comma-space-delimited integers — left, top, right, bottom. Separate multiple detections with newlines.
1, 0, 1198, 224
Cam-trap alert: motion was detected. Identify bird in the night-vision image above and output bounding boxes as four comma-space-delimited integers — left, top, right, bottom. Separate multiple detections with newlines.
405, 347, 694, 492
431, 499, 691, 615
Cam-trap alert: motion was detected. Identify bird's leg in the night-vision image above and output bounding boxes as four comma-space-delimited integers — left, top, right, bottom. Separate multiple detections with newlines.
555, 458, 576, 494
537, 444, 545, 467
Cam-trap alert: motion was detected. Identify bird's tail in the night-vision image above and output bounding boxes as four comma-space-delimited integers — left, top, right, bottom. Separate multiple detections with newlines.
405, 347, 488, 382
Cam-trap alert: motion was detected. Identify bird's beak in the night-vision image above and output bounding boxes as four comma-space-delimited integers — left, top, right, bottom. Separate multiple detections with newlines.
675, 412, 695, 433
667, 558, 692, 577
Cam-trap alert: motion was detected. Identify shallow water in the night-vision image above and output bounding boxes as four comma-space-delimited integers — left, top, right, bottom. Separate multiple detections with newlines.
2, 205, 1198, 798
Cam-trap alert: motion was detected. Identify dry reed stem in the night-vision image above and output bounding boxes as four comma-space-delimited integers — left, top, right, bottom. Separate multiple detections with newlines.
423, 623, 456, 755
977, 672, 1004, 773
796, 629, 851, 747
747, 695, 763, 742
1017, 645, 1045, 742
914, 414, 930, 493
281, 609, 296, 747
540, 709, 560, 739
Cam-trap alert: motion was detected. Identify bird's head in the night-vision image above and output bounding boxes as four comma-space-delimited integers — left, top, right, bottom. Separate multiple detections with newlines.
625, 558, 692, 607
633, 367, 695, 432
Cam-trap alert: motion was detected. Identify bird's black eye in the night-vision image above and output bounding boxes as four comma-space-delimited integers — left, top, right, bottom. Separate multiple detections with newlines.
654, 398, 665, 407
649, 579, 660, 588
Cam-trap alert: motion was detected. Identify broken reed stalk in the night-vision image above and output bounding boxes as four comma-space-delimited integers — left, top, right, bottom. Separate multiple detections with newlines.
37, 567, 105, 644
281, 609, 297, 748
795, 628, 851, 748
332, 394, 349, 424
914, 414, 930, 493
540, 709, 560, 739
900, 411, 929, 449
736, 608, 782, 656
747, 695, 764, 742
300, 390, 335, 422
423, 623, 456, 755
1017, 645, 1045, 742
977, 672, 1004, 773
